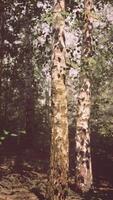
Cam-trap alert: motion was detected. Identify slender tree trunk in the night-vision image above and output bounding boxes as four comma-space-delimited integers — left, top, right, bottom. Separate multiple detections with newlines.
75, 0, 93, 192
0, 2, 4, 131
48, 1, 69, 200
24, 4, 34, 149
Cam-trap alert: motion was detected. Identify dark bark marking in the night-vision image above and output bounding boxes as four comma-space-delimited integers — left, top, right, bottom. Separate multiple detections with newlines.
59, 41, 64, 52
58, 73, 60, 78
86, 160, 90, 169
58, 57, 61, 62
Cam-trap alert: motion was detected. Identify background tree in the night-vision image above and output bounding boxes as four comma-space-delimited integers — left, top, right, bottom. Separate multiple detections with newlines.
24, 2, 35, 149
0, 1, 4, 131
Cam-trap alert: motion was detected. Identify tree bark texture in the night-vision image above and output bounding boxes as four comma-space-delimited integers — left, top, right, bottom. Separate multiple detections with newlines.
75, 0, 93, 192
48, 1, 69, 200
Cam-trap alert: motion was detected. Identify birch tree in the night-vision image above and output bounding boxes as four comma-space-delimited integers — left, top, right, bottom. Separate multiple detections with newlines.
48, 0, 69, 199
75, 0, 93, 192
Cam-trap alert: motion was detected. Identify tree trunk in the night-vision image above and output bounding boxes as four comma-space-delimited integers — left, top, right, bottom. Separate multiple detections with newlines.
0, 2, 4, 131
48, 1, 69, 200
75, 0, 93, 192
24, 4, 34, 149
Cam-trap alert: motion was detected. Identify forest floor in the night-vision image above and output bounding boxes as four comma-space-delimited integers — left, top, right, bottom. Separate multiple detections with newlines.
0, 150, 113, 200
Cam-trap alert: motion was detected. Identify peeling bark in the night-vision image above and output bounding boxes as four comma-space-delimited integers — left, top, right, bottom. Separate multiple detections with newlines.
75, 0, 93, 192
48, 1, 69, 200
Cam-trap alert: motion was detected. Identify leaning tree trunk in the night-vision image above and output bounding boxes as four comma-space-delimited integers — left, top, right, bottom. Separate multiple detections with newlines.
75, 0, 93, 192
48, 0, 69, 200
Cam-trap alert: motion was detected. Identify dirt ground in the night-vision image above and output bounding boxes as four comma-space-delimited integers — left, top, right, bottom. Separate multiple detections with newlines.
0, 151, 113, 200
